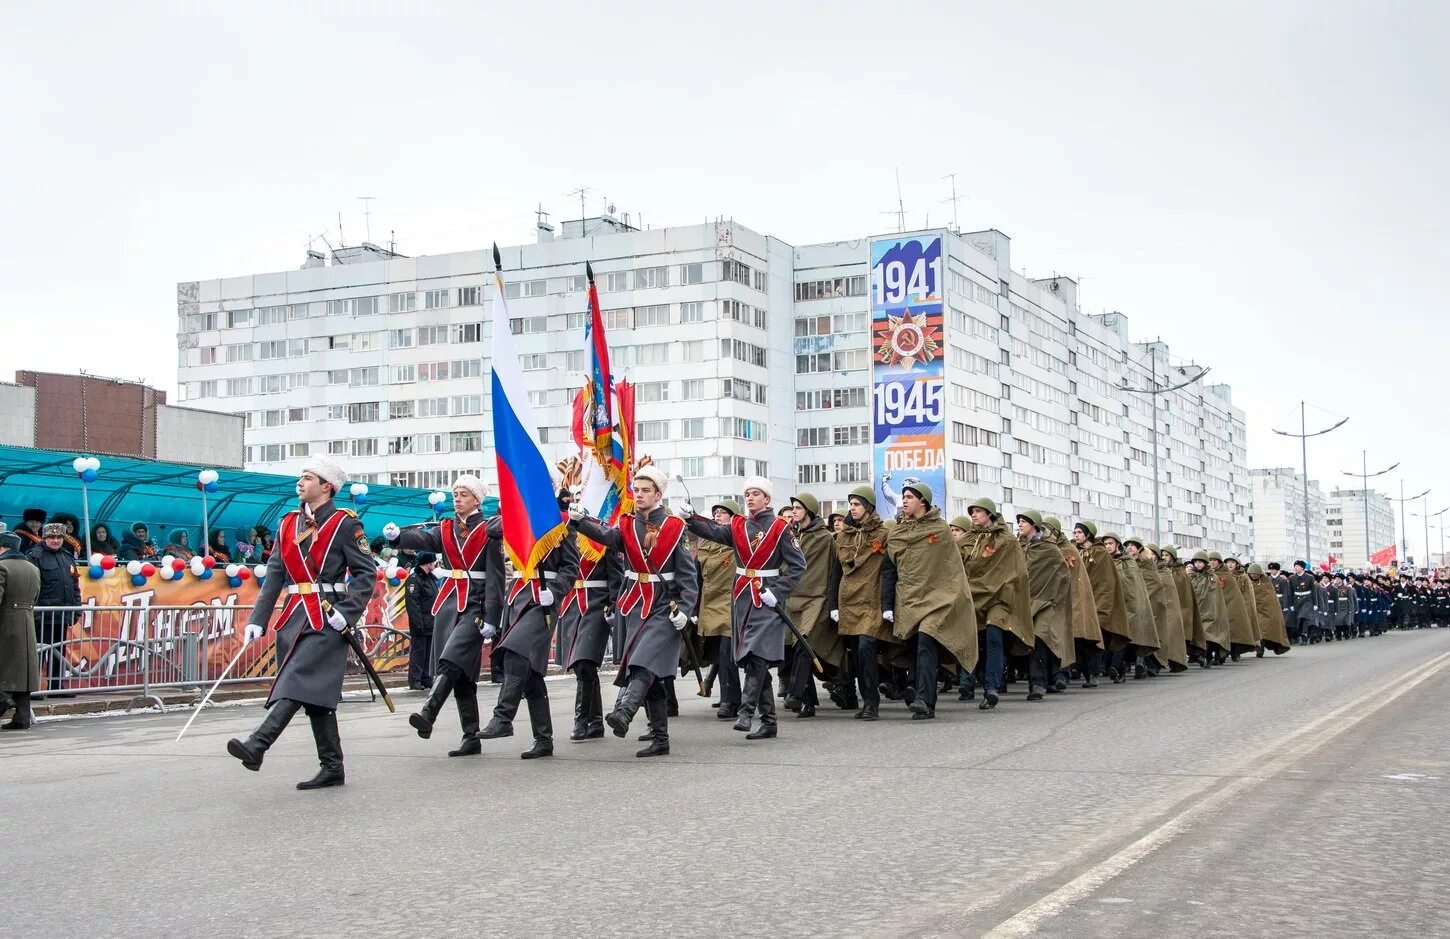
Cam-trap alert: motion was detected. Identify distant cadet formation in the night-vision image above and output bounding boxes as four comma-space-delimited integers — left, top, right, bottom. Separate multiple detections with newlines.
217, 460, 1448, 788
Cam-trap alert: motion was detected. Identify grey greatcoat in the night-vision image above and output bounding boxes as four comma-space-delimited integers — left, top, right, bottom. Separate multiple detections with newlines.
396, 512, 505, 683
0, 552, 42, 694
495, 538, 579, 676
1286, 571, 1317, 627
247, 500, 377, 711
686, 507, 805, 666
555, 539, 622, 670
576, 506, 699, 684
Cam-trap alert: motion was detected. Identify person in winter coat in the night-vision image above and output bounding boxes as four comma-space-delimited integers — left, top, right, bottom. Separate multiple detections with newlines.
0, 532, 42, 730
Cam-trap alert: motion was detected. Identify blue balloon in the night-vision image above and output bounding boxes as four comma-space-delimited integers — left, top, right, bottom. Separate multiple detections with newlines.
204, 481, 219, 493
388, 577, 401, 587
131, 573, 146, 586
200, 568, 213, 580
228, 576, 242, 588
353, 493, 368, 505
81, 469, 98, 483
88, 565, 105, 579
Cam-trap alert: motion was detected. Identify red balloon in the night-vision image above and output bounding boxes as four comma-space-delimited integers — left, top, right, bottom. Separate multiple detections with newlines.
100, 555, 117, 571
171, 558, 186, 572
140, 563, 156, 577
201, 555, 216, 569
195, 481, 204, 491
237, 567, 252, 580
395, 568, 409, 580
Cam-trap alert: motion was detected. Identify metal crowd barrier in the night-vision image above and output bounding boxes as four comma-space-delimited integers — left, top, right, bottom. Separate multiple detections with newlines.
31, 605, 414, 714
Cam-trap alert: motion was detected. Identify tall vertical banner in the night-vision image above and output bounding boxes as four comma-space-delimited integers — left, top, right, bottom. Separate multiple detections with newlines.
870, 234, 946, 516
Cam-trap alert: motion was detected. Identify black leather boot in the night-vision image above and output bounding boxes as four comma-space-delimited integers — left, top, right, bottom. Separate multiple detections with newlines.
520, 695, 553, 759
0, 692, 32, 730
584, 671, 605, 738
408, 673, 454, 740
448, 690, 481, 757
227, 698, 299, 770
746, 673, 777, 739
605, 676, 647, 737
636, 696, 670, 757
296, 709, 345, 789
569, 675, 589, 741
733, 663, 763, 733
477, 667, 524, 739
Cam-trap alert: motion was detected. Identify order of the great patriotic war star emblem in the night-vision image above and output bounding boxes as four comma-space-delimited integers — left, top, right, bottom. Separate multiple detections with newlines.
876, 307, 940, 367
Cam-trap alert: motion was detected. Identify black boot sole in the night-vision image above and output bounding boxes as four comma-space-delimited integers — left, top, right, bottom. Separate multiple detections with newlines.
226, 739, 261, 771
636, 744, 670, 757
296, 774, 344, 790
979, 694, 999, 711
605, 712, 630, 738
745, 727, 777, 739
520, 747, 554, 760
475, 724, 514, 740
448, 741, 482, 757
408, 713, 434, 740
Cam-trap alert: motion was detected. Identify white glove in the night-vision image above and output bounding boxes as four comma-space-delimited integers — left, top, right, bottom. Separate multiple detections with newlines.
677, 501, 695, 518
538, 587, 555, 607
480, 622, 496, 639
689, 615, 699, 625
671, 610, 688, 631
604, 610, 616, 625
328, 609, 346, 632
567, 502, 586, 522
382, 522, 400, 541
829, 609, 839, 622
243, 623, 264, 645
882, 609, 895, 623
760, 588, 777, 608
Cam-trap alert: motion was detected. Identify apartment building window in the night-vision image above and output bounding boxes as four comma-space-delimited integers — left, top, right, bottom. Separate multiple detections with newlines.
681, 340, 707, 363
510, 316, 547, 335
327, 440, 347, 455
224, 378, 252, 396
289, 339, 310, 357
794, 276, 867, 301
414, 434, 445, 454
225, 343, 253, 363
424, 289, 450, 309
752, 460, 769, 477
564, 350, 586, 372
835, 462, 869, 483
195, 380, 217, 398
636, 420, 669, 442
799, 464, 827, 485
450, 431, 482, 452
519, 353, 548, 371
388, 328, 414, 348
954, 459, 980, 483
226, 309, 253, 329
753, 270, 768, 292
635, 304, 670, 327
680, 301, 707, 323
418, 397, 448, 417
605, 271, 630, 292
604, 308, 631, 330
832, 349, 867, 371
389, 292, 416, 313
390, 401, 415, 419
681, 418, 706, 439
722, 378, 755, 402
634, 267, 669, 289
286, 303, 309, 320
417, 325, 448, 346
680, 457, 705, 478
722, 456, 747, 477
350, 438, 379, 457
833, 425, 868, 446
796, 352, 830, 374
199, 347, 217, 365
388, 436, 415, 455
350, 367, 379, 387
636, 343, 670, 366
681, 379, 704, 401
347, 402, 381, 423
681, 262, 706, 285
798, 427, 829, 447
723, 259, 753, 286
453, 322, 483, 343
452, 395, 482, 416
288, 443, 310, 458
457, 286, 481, 306
256, 444, 283, 462
636, 381, 670, 403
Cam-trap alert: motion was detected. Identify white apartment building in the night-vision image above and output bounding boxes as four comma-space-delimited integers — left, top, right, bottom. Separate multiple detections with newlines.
1250, 467, 1329, 565
176, 215, 1250, 554
1326, 487, 1396, 568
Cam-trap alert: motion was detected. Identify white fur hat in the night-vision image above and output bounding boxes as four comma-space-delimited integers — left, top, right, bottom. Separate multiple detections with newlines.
451, 474, 489, 505
743, 475, 772, 501
301, 456, 347, 495
633, 465, 668, 494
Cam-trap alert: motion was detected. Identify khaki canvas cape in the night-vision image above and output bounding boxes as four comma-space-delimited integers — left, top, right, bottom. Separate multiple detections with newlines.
1217, 566, 1258, 653
1230, 569, 1262, 644
1249, 572, 1292, 652
1056, 536, 1103, 647
1021, 534, 1074, 663
694, 537, 736, 639
885, 507, 978, 669
1082, 540, 1131, 651
1142, 558, 1187, 667
1114, 554, 1161, 653
1189, 566, 1231, 651
1169, 563, 1205, 650
833, 512, 895, 643
959, 521, 1033, 653
789, 517, 847, 668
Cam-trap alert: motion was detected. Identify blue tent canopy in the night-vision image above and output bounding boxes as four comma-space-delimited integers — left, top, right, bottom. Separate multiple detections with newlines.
0, 445, 496, 549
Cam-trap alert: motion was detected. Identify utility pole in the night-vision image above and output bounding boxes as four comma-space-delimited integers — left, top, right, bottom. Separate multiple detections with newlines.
1389, 482, 1430, 569
1119, 344, 1208, 546
1272, 402, 1347, 565
1342, 450, 1397, 565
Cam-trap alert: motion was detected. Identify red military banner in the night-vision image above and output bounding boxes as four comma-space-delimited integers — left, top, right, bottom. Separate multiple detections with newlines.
1370, 544, 1397, 568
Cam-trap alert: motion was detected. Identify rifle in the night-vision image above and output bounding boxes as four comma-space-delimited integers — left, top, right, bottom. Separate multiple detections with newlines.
674, 602, 708, 697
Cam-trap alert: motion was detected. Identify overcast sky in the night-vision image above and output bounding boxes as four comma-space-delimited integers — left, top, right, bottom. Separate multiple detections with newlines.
3, 2, 1447, 555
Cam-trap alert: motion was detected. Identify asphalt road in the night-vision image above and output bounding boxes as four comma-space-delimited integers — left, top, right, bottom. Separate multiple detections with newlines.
4, 629, 1448, 938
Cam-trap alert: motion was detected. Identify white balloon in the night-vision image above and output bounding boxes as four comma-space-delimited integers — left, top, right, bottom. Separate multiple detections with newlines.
89, 553, 104, 567
161, 554, 175, 568
428, 491, 447, 505
225, 564, 240, 578
253, 564, 267, 578
72, 457, 88, 473
189, 556, 205, 575
125, 560, 142, 576
87, 457, 101, 472
197, 469, 219, 485
158, 567, 175, 581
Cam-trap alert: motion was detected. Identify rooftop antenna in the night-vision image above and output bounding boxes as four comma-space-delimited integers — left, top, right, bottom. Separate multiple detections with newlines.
338, 211, 345, 247
357, 196, 376, 242
941, 173, 966, 233
894, 168, 907, 232
565, 186, 591, 236
389, 229, 396, 254
535, 203, 550, 227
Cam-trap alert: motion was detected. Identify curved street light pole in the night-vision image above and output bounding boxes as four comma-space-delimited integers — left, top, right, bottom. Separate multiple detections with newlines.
1119, 352, 1209, 547
1388, 482, 1431, 569
1342, 450, 1398, 565
1272, 401, 1348, 567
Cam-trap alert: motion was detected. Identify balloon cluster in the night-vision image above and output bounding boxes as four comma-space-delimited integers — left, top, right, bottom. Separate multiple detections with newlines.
223, 563, 255, 588
72, 456, 102, 484
196, 469, 220, 494
350, 482, 369, 505
428, 490, 448, 511
378, 556, 408, 588
82, 551, 268, 585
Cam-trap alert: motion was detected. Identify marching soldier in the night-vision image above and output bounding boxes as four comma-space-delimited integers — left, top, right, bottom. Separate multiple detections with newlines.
476, 485, 578, 760
572, 466, 697, 757
1016, 511, 1072, 698
958, 498, 1032, 709
682, 475, 805, 740
1143, 544, 1188, 672
226, 457, 376, 789
1223, 555, 1262, 655
1107, 534, 1159, 679
1188, 551, 1231, 666
556, 530, 621, 742
784, 492, 845, 718
1160, 546, 1204, 664
1073, 521, 1130, 685
1211, 552, 1257, 660
831, 486, 896, 720
1046, 516, 1102, 689
1286, 561, 1318, 643
881, 483, 977, 719
1247, 563, 1291, 654
696, 500, 743, 719
387, 475, 505, 757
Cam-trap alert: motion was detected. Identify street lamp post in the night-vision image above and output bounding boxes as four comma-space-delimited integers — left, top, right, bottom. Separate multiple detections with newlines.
1342, 450, 1397, 566
1272, 401, 1348, 567
1119, 345, 1208, 547
1411, 507, 1449, 569
1389, 481, 1431, 570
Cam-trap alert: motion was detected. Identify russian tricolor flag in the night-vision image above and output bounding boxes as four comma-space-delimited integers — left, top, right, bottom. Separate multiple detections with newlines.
489, 245, 566, 579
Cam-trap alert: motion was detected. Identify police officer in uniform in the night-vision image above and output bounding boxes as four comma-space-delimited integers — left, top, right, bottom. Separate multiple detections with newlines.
227, 457, 377, 789
1286, 560, 1317, 643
